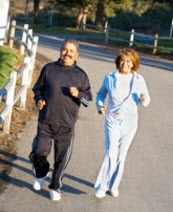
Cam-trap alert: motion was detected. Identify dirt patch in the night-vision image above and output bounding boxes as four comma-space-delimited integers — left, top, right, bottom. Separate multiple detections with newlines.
0, 51, 51, 193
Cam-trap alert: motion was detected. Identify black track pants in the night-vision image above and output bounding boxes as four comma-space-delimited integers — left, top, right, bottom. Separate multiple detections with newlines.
30, 122, 74, 190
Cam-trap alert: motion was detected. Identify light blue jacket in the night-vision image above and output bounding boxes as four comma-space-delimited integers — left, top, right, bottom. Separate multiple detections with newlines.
96, 71, 150, 117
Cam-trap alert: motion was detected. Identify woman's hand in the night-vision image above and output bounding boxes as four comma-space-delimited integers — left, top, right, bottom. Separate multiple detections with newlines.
37, 100, 46, 110
140, 94, 146, 102
98, 106, 106, 115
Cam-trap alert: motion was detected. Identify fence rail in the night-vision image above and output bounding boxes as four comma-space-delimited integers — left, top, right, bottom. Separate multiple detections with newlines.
81, 23, 173, 54
0, 20, 39, 133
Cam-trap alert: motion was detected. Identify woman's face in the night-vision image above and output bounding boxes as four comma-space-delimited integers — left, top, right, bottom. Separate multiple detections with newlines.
119, 54, 133, 74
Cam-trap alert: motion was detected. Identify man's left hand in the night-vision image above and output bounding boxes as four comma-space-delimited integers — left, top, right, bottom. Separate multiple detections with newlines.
70, 87, 79, 98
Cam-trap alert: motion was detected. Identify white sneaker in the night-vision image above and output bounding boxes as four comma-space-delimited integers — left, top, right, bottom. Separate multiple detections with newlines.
33, 176, 47, 191
110, 189, 119, 197
49, 189, 61, 201
94, 189, 106, 198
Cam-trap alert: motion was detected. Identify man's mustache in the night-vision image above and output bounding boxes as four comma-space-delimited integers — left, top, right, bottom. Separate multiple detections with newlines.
63, 54, 72, 59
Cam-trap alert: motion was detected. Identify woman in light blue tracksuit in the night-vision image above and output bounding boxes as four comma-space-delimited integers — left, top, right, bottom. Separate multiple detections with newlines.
94, 48, 150, 198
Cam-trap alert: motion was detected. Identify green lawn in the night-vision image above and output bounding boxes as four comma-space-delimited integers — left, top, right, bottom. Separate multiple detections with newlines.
33, 24, 82, 35
0, 46, 18, 89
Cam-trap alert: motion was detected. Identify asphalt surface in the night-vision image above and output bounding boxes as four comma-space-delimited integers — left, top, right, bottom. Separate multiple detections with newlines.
0, 33, 173, 212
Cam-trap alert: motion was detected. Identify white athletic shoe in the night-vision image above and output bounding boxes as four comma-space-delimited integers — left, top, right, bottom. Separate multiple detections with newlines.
94, 188, 106, 198
33, 176, 47, 191
49, 189, 61, 201
110, 189, 119, 197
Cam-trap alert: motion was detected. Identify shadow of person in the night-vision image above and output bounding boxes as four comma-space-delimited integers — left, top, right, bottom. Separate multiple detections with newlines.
0, 150, 94, 196
0, 172, 49, 199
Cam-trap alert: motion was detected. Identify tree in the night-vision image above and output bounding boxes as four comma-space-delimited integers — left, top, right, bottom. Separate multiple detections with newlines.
34, 0, 41, 23
49, 0, 98, 28
95, 0, 108, 27
75, 5, 90, 28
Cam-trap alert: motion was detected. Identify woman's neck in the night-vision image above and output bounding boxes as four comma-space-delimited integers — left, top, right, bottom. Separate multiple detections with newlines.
119, 70, 132, 75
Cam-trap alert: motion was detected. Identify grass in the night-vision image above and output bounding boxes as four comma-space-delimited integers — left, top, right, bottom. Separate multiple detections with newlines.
33, 24, 82, 35
0, 46, 18, 88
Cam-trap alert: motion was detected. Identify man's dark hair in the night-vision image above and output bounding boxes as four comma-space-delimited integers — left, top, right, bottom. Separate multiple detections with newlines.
61, 39, 79, 53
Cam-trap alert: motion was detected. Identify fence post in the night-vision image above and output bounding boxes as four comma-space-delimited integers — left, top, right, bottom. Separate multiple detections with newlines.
81, 21, 84, 33
129, 29, 135, 48
19, 57, 30, 109
105, 25, 110, 44
153, 34, 158, 54
3, 70, 17, 133
169, 17, 173, 39
21, 24, 29, 55
4, 16, 11, 44
104, 21, 108, 33
27, 29, 33, 56
27, 36, 39, 88
9, 20, 16, 48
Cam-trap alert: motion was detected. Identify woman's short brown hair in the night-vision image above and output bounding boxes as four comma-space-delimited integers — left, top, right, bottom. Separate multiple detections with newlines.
115, 48, 140, 71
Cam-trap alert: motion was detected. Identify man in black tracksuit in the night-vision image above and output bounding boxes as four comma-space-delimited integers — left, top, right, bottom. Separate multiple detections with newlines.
29, 39, 92, 200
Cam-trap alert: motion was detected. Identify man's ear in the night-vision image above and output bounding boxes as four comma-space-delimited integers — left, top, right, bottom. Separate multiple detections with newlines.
75, 52, 79, 60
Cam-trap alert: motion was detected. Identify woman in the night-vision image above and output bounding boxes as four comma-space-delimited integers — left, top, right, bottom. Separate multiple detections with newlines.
94, 48, 150, 198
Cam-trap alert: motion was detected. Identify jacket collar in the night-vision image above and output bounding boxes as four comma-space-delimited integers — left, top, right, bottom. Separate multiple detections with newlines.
114, 70, 136, 77
55, 58, 77, 69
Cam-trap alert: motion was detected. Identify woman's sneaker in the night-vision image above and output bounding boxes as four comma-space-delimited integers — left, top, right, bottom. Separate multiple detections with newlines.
110, 189, 119, 197
94, 188, 106, 198
49, 189, 61, 201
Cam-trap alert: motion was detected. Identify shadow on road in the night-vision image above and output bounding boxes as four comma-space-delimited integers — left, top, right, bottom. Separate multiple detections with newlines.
0, 150, 94, 197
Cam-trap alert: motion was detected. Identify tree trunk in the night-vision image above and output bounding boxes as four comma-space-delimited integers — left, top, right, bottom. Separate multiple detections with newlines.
76, 7, 83, 29
95, 0, 106, 27
34, 0, 40, 24
76, 5, 89, 29
82, 5, 89, 25
25, 0, 29, 18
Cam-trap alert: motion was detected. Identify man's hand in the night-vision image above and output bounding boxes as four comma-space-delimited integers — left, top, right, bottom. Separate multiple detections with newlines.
98, 106, 106, 115
37, 100, 46, 110
140, 94, 146, 102
70, 87, 79, 98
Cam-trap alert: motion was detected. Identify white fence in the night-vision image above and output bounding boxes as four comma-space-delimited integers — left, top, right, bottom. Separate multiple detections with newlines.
81, 23, 173, 54
0, 20, 39, 133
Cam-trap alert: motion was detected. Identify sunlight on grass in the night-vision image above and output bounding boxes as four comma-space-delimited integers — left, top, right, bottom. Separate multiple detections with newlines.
0, 46, 18, 88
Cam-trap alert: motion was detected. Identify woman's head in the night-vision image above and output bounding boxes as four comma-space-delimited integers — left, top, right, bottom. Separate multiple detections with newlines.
115, 48, 139, 72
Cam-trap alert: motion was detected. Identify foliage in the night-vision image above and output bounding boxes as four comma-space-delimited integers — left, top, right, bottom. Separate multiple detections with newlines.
107, 1, 173, 35
47, 0, 98, 7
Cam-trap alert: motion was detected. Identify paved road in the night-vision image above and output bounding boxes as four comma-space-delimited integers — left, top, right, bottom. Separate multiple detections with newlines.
0, 33, 173, 212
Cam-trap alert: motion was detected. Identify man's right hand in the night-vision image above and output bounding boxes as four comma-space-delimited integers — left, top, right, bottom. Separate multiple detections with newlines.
98, 106, 106, 115
37, 100, 46, 110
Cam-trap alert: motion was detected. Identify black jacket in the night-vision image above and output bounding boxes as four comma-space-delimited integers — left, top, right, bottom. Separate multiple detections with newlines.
33, 59, 92, 128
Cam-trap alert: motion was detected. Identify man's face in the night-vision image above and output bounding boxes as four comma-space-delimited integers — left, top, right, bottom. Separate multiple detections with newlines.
61, 42, 78, 66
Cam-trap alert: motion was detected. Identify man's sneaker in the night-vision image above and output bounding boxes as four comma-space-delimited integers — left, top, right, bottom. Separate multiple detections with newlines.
110, 189, 119, 197
49, 189, 61, 201
94, 188, 106, 198
33, 175, 47, 191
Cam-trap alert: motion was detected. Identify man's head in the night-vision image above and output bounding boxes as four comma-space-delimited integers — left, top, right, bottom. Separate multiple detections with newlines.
60, 39, 79, 66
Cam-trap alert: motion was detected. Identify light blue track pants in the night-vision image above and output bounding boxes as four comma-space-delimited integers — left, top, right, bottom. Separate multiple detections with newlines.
94, 112, 138, 192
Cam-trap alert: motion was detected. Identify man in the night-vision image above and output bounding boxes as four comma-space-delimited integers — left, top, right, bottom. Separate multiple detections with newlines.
29, 39, 92, 201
